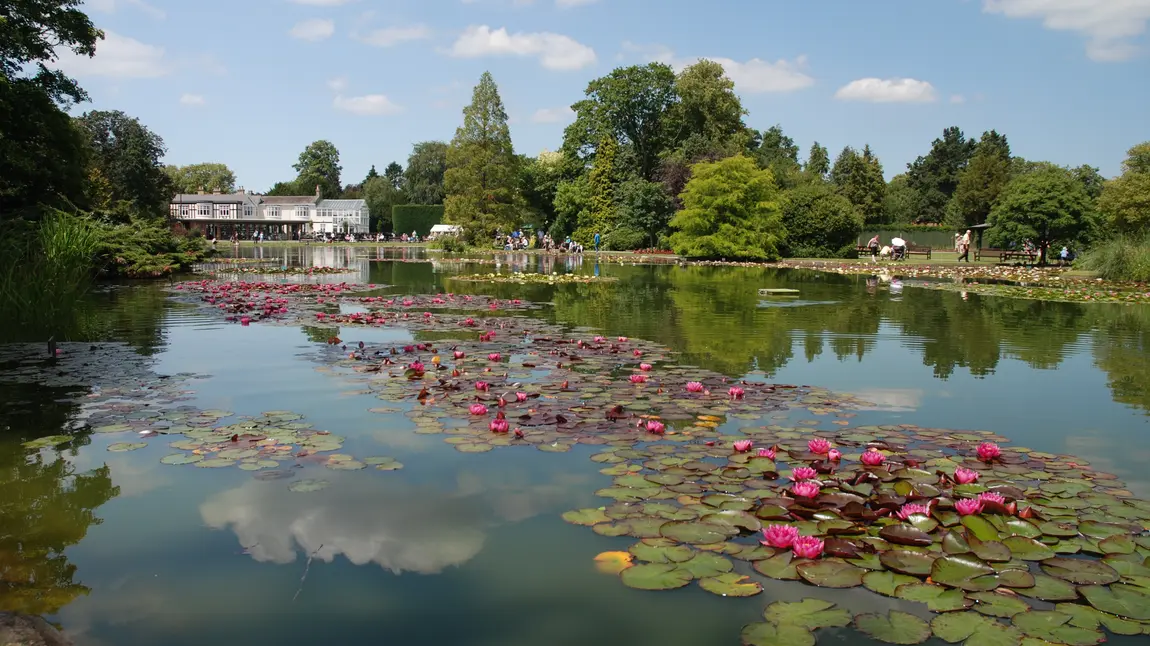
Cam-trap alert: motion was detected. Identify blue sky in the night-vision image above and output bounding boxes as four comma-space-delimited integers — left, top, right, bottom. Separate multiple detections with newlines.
54, 0, 1150, 192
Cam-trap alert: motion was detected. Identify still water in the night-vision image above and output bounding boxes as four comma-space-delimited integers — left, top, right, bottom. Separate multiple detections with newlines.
2, 245, 1148, 645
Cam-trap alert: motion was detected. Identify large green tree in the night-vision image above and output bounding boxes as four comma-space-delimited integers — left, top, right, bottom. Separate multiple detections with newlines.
444, 72, 522, 243
519, 150, 568, 232
672, 59, 746, 150
1098, 142, 1150, 233
805, 142, 830, 181
383, 162, 404, 190
404, 141, 448, 205
74, 110, 172, 220
883, 174, 918, 224
363, 175, 405, 233
164, 162, 236, 194
292, 140, 341, 198
780, 182, 863, 258
1, 0, 100, 104
830, 145, 886, 224
987, 164, 1097, 263
752, 125, 802, 189
668, 155, 784, 261
575, 134, 617, 244
614, 178, 675, 249
947, 130, 1011, 227
906, 126, 977, 224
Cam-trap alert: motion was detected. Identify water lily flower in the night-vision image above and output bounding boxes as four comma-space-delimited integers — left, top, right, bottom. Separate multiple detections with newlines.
861, 449, 886, 466
463, 318, 476, 327
686, 381, 704, 393
516, 392, 528, 402
955, 498, 984, 516
593, 336, 606, 343
757, 447, 776, 459
733, 439, 753, 453
791, 536, 825, 560
639, 363, 653, 371
791, 481, 821, 498
633, 349, 643, 357
469, 404, 488, 416
896, 503, 931, 521
488, 353, 501, 362
977, 492, 1006, 505
977, 442, 1001, 462
409, 361, 425, 373
475, 381, 490, 392
807, 439, 832, 455
760, 524, 800, 549
240, 316, 251, 326
954, 467, 980, 484
423, 312, 432, 318
630, 374, 647, 384
728, 386, 745, 399
513, 428, 524, 439
827, 448, 842, 462
790, 466, 818, 481
618, 336, 628, 342
645, 420, 666, 435
489, 418, 510, 433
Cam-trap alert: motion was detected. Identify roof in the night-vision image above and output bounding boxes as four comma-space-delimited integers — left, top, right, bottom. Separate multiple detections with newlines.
430, 224, 461, 232
172, 193, 258, 205
317, 199, 367, 209
260, 195, 319, 206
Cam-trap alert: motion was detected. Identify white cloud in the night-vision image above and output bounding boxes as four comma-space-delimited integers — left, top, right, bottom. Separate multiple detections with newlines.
179, 93, 205, 106
982, 0, 1150, 62
834, 78, 939, 103
327, 76, 349, 91
449, 25, 597, 70
530, 106, 574, 123
85, 0, 165, 19
621, 43, 813, 94
51, 30, 169, 79
333, 93, 403, 115
289, 18, 335, 42
357, 24, 431, 47
950, 94, 966, 104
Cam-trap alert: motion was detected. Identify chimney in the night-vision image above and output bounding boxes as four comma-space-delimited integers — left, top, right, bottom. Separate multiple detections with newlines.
237, 186, 244, 194
315, 184, 322, 198
212, 187, 222, 195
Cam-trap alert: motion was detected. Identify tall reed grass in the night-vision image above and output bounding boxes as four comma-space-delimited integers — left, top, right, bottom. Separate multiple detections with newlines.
1079, 233, 1150, 282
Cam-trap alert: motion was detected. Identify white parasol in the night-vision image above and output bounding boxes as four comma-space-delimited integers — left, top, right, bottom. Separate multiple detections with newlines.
891, 237, 906, 247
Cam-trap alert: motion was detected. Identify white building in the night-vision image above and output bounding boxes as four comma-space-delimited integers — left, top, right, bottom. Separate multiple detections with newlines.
170, 185, 369, 238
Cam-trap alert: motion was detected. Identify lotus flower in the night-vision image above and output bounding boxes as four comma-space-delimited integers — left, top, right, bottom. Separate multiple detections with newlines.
791, 536, 824, 559
977, 442, 1001, 462
686, 381, 704, 393
760, 524, 800, 549
645, 420, 665, 435
630, 374, 647, 384
791, 481, 821, 498
488, 353, 501, 362
475, 381, 490, 392
409, 361, 425, 373
955, 498, 984, 516
469, 404, 488, 416
977, 492, 1006, 505
728, 386, 745, 399
954, 467, 980, 484
516, 392, 528, 402
733, 439, 753, 453
860, 449, 886, 466
454, 350, 466, 360
758, 447, 776, 459
807, 438, 832, 455
790, 466, 818, 481
896, 503, 931, 521
489, 418, 510, 433
827, 448, 842, 462
639, 363, 653, 371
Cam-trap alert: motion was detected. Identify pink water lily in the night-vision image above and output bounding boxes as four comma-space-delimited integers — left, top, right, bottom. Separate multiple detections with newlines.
790, 466, 818, 481
978, 492, 1006, 505
686, 381, 704, 393
454, 350, 466, 360
593, 336, 606, 343
516, 392, 528, 402
956, 498, 984, 516
758, 447, 776, 460
645, 420, 665, 435
240, 316, 250, 326
630, 374, 647, 384
977, 442, 1001, 462
861, 449, 886, 466
639, 363, 653, 371
409, 361, 425, 373
728, 386, 745, 399
827, 448, 842, 462
488, 353, 502, 362
807, 438, 831, 455
954, 467, 980, 484
760, 524, 800, 549
618, 336, 628, 342
791, 536, 824, 559
733, 439, 753, 453
469, 404, 488, 416
489, 418, 509, 433
896, 503, 931, 521
791, 481, 821, 498
475, 381, 490, 392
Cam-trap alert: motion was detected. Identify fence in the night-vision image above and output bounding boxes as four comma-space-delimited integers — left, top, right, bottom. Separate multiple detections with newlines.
859, 229, 962, 250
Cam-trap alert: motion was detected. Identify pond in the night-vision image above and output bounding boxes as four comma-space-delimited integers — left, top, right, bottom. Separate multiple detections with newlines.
2, 245, 1149, 646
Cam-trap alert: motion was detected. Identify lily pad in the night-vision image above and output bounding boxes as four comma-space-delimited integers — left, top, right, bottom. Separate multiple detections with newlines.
880, 550, 936, 576
160, 453, 202, 465
619, 563, 693, 590
659, 521, 732, 545
1054, 602, 1145, 635
762, 598, 852, 630
1019, 574, 1080, 602
894, 583, 973, 612
930, 612, 1023, 646
1010, 611, 1104, 646
107, 442, 147, 452
288, 478, 329, 492
967, 591, 1031, 618
864, 571, 919, 597
698, 573, 762, 597
1040, 557, 1120, 585
562, 508, 610, 526
879, 524, 934, 547
753, 552, 799, 580
962, 515, 999, 542
1078, 584, 1150, 621
629, 541, 695, 564
677, 552, 733, 579
932, 554, 999, 591
195, 458, 235, 468
1003, 537, 1056, 561
739, 622, 814, 646
854, 611, 932, 645
21, 435, 74, 449
796, 559, 865, 588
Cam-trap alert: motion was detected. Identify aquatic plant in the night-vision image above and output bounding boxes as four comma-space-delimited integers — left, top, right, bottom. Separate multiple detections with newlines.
686, 381, 704, 393
728, 386, 745, 399
808, 438, 832, 454
733, 439, 753, 453
630, 374, 648, 384
860, 448, 887, 466
790, 466, 818, 481
791, 536, 825, 560
469, 404, 488, 415
977, 442, 1002, 462
954, 466, 979, 484
761, 525, 800, 549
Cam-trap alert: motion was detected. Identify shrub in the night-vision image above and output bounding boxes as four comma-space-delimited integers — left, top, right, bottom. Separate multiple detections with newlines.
780, 183, 863, 258
429, 235, 468, 253
1080, 233, 1150, 282
95, 216, 209, 278
603, 226, 647, 251
392, 204, 444, 238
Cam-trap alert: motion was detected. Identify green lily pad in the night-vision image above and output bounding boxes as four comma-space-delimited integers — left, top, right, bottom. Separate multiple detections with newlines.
1040, 522, 1079, 538
619, 563, 693, 590
1078, 584, 1150, 620
762, 598, 852, 630
879, 524, 933, 547
969, 536, 1012, 563
629, 541, 695, 564
962, 515, 999, 542
880, 550, 936, 576
218, 448, 258, 460
160, 453, 202, 465
854, 611, 932, 645
1054, 602, 1145, 635
1019, 574, 1079, 602
326, 459, 365, 470
753, 552, 798, 580
1077, 521, 1129, 540
698, 573, 763, 597
93, 424, 131, 433
21, 435, 74, 449
1010, 611, 1104, 646
195, 458, 235, 468
562, 508, 610, 526
107, 442, 147, 452
739, 622, 813, 646
930, 612, 1023, 646
1040, 557, 1120, 585
967, 591, 1031, 618
677, 552, 733, 579
659, 521, 732, 545
1097, 534, 1135, 555
932, 554, 998, 591
1003, 537, 1056, 561
894, 583, 973, 612
288, 478, 329, 492
796, 559, 865, 588
864, 571, 919, 597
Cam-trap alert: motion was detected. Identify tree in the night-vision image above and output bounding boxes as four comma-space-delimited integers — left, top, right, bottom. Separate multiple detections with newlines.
443, 72, 523, 243
0, 0, 101, 104
831, 145, 885, 224
1098, 142, 1150, 232
575, 134, 617, 244
614, 179, 674, 249
752, 125, 802, 188
404, 141, 448, 205
672, 59, 746, 149
363, 175, 405, 233
74, 110, 172, 220
805, 142, 830, 181
550, 176, 590, 240
164, 162, 236, 194
906, 126, 977, 223
266, 180, 306, 196
883, 174, 918, 224
364, 165, 379, 183
519, 150, 569, 232
384, 162, 404, 190
564, 63, 679, 181
987, 165, 1097, 263
292, 140, 341, 198
947, 130, 1011, 227
668, 155, 784, 261
1072, 164, 1105, 200
780, 182, 863, 258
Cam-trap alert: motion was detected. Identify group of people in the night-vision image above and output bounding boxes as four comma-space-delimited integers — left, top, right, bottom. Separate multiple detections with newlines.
499, 230, 530, 250
953, 230, 973, 262
866, 235, 910, 261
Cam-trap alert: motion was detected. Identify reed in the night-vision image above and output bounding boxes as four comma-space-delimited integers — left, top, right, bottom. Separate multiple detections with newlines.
1080, 232, 1150, 282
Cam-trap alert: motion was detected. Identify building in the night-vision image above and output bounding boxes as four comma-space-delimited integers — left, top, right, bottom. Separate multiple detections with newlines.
170, 185, 369, 239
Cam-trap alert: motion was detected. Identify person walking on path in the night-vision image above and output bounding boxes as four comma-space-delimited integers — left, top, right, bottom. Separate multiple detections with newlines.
958, 229, 972, 262
594, 232, 601, 253
867, 234, 880, 262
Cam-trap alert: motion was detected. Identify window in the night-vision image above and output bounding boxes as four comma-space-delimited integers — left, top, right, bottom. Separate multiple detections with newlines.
169, 204, 179, 218
215, 204, 233, 218
296, 206, 309, 219
266, 206, 280, 219
180, 204, 193, 217
197, 203, 212, 218
244, 204, 254, 217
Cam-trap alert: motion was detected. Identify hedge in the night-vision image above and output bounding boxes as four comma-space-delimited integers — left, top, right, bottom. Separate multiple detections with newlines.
392, 205, 444, 238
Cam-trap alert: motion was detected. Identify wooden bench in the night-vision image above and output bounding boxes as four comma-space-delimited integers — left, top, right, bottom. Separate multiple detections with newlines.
975, 248, 1037, 263
856, 244, 932, 259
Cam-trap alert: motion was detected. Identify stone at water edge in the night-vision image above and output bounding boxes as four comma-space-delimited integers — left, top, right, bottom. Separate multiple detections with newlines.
0, 613, 73, 646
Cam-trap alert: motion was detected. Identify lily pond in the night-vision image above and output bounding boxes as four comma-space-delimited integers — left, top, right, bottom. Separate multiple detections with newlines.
3, 246, 1150, 646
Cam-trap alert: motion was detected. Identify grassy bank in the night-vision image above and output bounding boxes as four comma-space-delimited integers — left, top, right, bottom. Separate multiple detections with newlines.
1079, 234, 1150, 282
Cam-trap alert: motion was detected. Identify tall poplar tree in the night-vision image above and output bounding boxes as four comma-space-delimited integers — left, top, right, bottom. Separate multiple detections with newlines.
575, 134, 617, 243
444, 72, 522, 243
947, 130, 1012, 227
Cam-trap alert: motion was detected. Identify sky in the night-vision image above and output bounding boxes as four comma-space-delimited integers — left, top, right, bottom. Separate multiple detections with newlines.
52, 0, 1150, 192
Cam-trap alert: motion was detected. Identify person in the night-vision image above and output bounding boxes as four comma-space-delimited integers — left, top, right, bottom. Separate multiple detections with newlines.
867, 234, 880, 262
891, 237, 907, 261
958, 229, 971, 262
594, 231, 601, 253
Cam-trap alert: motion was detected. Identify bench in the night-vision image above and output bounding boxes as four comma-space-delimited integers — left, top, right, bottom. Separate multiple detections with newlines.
856, 244, 932, 259
975, 248, 1038, 263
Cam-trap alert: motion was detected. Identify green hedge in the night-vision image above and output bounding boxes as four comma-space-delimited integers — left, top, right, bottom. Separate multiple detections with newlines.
392, 205, 443, 237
